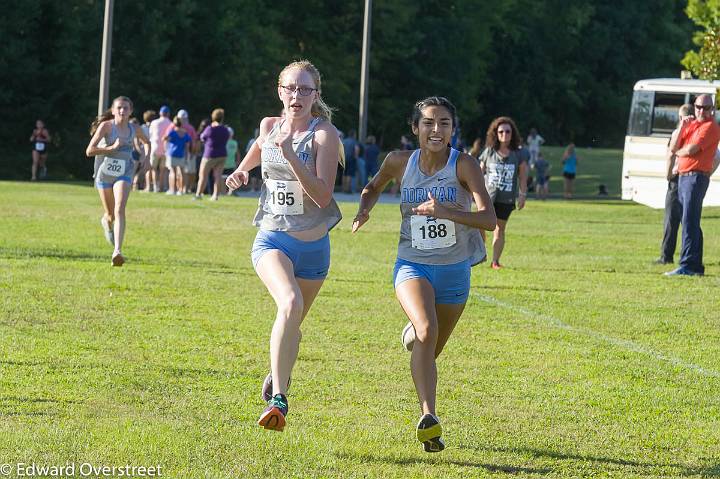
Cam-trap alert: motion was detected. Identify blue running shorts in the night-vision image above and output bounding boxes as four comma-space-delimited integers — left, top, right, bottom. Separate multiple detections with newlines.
251, 230, 331, 280
393, 258, 471, 304
96, 176, 132, 189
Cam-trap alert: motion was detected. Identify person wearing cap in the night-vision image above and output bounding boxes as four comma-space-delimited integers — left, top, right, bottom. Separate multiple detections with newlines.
148, 105, 172, 192
665, 94, 720, 276
164, 109, 197, 193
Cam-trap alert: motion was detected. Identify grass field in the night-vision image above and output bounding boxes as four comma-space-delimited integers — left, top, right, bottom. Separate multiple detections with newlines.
2, 148, 720, 478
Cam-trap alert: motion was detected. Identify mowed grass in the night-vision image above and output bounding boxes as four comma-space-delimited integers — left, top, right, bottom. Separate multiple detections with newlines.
1, 169, 720, 478
538, 146, 621, 198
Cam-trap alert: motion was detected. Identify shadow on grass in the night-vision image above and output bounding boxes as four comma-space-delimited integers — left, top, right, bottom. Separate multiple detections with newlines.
1, 395, 81, 405
0, 247, 257, 273
0, 247, 106, 262
335, 451, 552, 475
0, 360, 46, 367
456, 444, 719, 477
0, 411, 55, 417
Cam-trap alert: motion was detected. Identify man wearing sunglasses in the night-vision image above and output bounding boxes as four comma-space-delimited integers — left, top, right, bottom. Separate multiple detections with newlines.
665, 94, 720, 276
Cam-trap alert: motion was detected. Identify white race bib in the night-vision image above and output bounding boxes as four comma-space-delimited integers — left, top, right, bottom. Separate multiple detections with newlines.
35, 142, 45, 151
410, 215, 456, 250
101, 158, 126, 177
266, 179, 303, 215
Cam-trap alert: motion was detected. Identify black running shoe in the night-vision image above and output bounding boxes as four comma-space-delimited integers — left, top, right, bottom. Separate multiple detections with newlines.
416, 413, 445, 452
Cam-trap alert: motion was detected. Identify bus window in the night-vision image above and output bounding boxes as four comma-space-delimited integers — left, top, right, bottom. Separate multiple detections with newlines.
651, 92, 686, 136
627, 90, 653, 136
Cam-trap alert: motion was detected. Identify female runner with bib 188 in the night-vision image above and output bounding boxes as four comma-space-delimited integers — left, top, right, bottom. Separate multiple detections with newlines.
225, 60, 343, 432
352, 96, 496, 452
86, 96, 150, 267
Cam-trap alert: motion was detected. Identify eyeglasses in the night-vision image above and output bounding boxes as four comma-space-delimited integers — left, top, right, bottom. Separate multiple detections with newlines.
280, 85, 317, 97
497, 129, 512, 135
694, 104, 713, 111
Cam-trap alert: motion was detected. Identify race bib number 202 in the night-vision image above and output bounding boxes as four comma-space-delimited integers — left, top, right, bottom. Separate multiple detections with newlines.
410, 215, 456, 250
101, 158, 126, 177
266, 179, 303, 215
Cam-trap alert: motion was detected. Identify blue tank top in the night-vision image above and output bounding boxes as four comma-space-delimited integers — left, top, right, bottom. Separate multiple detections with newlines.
252, 117, 342, 232
104, 121, 135, 161
397, 148, 486, 266
96, 121, 136, 182
563, 153, 577, 174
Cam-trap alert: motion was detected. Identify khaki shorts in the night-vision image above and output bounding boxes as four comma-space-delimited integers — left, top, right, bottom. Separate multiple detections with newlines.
150, 152, 165, 169
201, 156, 226, 170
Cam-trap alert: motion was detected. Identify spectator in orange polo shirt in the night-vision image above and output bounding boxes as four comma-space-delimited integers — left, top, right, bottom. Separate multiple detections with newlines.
665, 94, 720, 276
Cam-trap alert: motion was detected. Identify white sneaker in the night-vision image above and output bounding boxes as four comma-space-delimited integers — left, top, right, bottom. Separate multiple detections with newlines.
100, 217, 114, 246
401, 322, 416, 351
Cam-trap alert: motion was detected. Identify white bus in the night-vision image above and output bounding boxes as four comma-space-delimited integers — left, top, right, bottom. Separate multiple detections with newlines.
621, 78, 720, 208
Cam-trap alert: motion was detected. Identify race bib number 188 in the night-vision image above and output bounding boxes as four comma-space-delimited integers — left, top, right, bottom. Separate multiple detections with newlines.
266, 179, 303, 215
410, 215, 456, 250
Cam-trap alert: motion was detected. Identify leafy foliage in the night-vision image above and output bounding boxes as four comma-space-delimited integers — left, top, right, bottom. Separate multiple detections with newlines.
0, 0, 693, 179
682, 0, 720, 80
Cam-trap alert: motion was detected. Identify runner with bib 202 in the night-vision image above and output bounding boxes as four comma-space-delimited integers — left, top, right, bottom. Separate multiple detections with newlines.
352, 96, 496, 453
86, 96, 150, 267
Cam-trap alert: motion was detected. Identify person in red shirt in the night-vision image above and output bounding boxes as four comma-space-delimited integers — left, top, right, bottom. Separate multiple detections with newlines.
665, 94, 720, 276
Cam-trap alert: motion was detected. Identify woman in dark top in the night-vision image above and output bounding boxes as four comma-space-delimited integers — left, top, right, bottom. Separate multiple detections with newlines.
30, 120, 51, 180
478, 116, 528, 269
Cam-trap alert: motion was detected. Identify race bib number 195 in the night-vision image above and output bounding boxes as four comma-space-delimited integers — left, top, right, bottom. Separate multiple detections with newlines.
266, 179, 303, 215
410, 215, 456, 250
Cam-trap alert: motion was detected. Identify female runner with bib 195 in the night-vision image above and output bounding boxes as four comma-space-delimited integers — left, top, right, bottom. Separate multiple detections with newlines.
352, 97, 496, 452
86, 96, 150, 267
225, 60, 342, 432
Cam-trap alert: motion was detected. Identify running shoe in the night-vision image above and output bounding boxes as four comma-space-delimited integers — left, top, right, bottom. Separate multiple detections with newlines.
416, 413, 445, 453
111, 251, 125, 267
261, 373, 292, 402
100, 216, 114, 246
258, 394, 288, 432
491, 262, 502, 270
401, 322, 416, 352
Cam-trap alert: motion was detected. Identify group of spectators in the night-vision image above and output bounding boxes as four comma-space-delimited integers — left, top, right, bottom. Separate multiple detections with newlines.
130, 106, 260, 201
339, 129, 381, 193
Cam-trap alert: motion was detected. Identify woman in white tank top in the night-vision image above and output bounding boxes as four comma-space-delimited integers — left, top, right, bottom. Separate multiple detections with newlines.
353, 97, 496, 452
225, 60, 342, 432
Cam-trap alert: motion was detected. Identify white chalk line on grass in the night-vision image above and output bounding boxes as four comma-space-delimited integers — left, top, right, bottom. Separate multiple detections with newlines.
473, 293, 720, 378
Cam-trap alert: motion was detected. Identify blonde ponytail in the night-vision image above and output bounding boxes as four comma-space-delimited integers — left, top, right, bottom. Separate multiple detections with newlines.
279, 59, 340, 164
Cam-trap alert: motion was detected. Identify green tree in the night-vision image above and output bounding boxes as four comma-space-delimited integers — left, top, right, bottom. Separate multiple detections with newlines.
682, 0, 720, 79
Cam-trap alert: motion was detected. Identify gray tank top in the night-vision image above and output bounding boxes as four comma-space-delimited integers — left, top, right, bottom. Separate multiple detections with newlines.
397, 148, 486, 266
252, 118, 342, 231
96, 122, 136, 181
479, 147, 522, 204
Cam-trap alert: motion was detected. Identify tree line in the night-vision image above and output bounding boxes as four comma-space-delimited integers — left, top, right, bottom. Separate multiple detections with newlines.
0, 0, 694, 179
